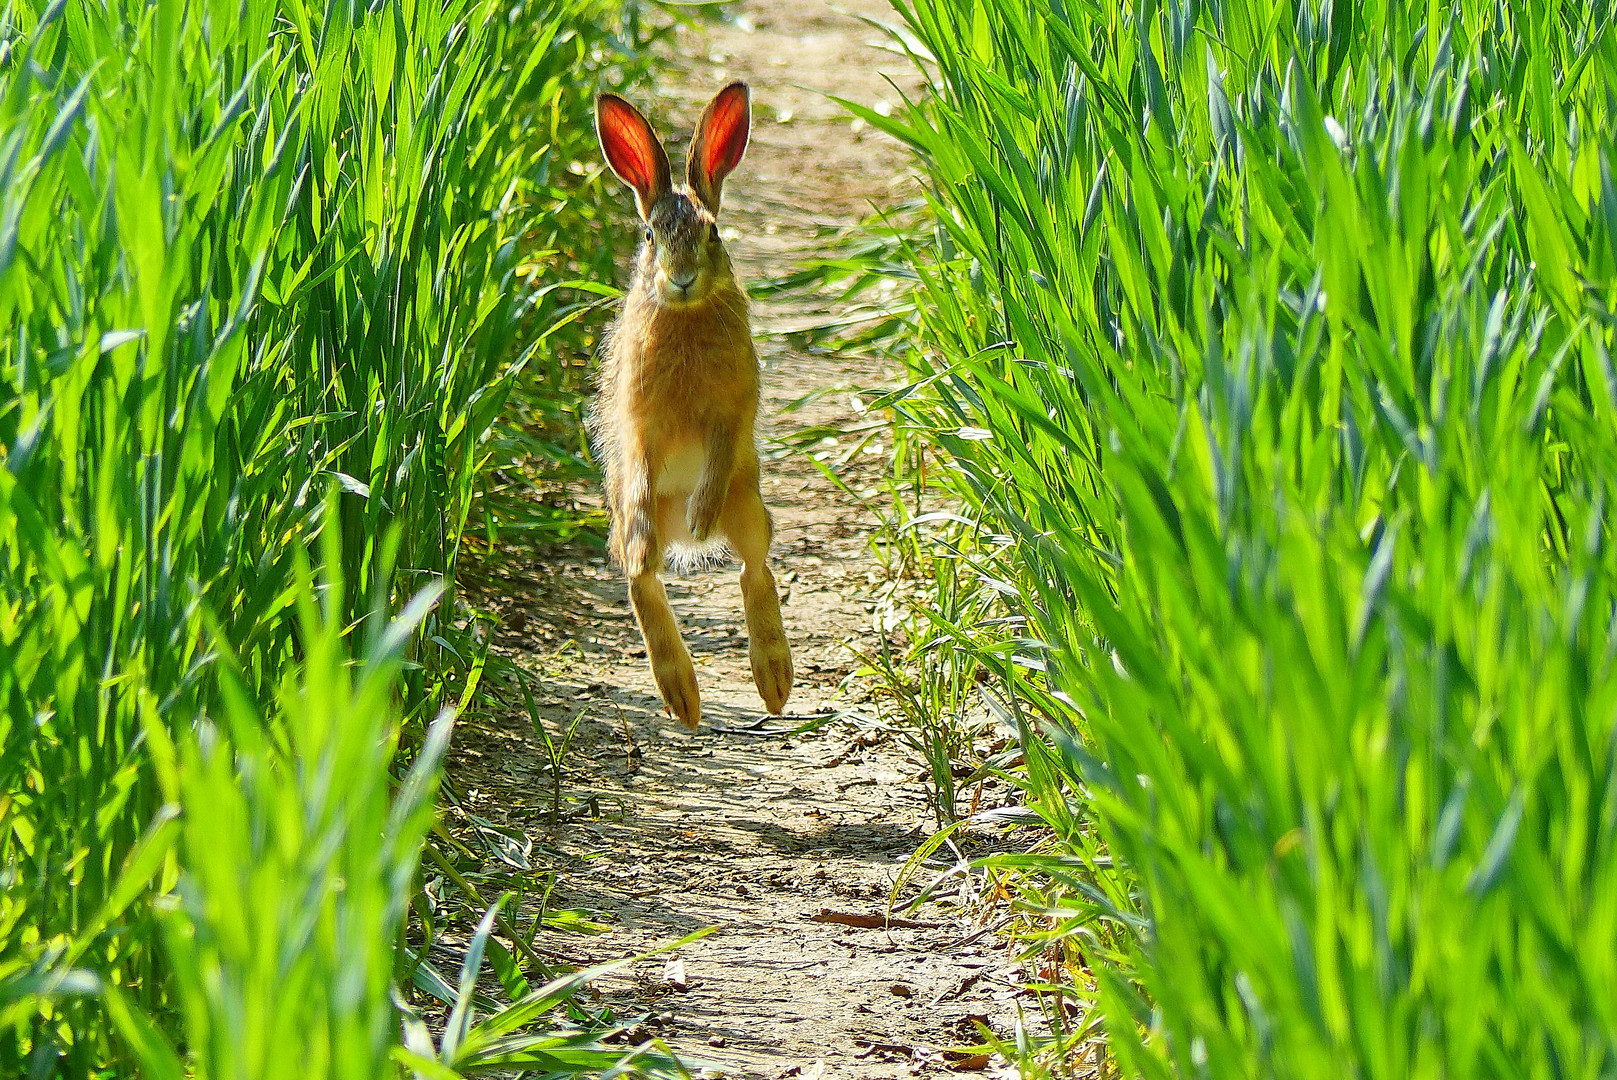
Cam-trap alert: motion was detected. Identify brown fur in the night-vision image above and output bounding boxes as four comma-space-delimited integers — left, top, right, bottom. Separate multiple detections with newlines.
591, 83, 792, 729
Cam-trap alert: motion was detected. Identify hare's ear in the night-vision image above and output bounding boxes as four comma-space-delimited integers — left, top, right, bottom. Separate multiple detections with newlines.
597, 93, 671, 220
687, 82, 750, 213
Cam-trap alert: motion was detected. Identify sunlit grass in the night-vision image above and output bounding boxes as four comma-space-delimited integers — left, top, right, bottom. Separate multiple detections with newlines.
0, 0, 673, 1073
870, 0, 1617, 1075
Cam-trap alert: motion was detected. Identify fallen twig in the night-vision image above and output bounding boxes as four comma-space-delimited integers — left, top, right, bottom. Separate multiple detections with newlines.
928, 970, 983, 1007
945, 915, 1017, 951
611, 699, 641, 761
853, 1039, 917, 1058
705, 722, 796, 736
808, 908, 945, 930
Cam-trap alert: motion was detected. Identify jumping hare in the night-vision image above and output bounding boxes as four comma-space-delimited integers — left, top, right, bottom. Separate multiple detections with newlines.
590, 82, 793, 729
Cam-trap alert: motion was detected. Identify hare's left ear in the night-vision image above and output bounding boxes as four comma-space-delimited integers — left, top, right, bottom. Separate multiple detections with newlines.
687, 82, 751, 213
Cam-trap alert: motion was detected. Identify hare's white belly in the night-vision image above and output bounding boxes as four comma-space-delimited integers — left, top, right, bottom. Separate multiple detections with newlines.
656, 443, 704, 497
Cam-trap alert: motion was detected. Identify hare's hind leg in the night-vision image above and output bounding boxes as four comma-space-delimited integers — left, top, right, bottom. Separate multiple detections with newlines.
720, 470, 793, 714
629, 571, 700, 729
615, 460, 700, 729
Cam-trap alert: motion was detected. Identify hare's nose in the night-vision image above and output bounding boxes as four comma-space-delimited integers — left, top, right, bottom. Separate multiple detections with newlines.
667, 270, 697, 289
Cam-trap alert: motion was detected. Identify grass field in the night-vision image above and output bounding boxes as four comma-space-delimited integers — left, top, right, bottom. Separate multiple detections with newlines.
0, 0, 673, 1074
9, 0, 1617, 1074
862, 0, 1617, 1075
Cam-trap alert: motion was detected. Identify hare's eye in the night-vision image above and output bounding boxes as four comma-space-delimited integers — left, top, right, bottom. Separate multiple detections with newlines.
644, 226, 653, 243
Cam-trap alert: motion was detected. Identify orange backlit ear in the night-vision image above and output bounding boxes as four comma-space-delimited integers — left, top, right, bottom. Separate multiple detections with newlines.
687, 82, 751, 213
597, 93, 672, 219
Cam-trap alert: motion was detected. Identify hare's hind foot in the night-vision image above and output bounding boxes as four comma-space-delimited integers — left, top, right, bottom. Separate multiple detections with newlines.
629, 572, 702, 730
654, 653, 702, 730
750, 637, 793, 715
720, 483, 793, 715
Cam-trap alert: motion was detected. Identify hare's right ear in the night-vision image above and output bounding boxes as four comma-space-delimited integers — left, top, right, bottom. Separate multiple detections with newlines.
597, 94, 671, 220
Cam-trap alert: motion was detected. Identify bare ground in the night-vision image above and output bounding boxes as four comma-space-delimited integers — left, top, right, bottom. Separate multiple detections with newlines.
447, 3, 1033, 1076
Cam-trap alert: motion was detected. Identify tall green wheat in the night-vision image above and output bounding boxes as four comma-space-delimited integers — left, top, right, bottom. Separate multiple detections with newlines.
872, 0, 1617, 1075
0, 0, 656, 1072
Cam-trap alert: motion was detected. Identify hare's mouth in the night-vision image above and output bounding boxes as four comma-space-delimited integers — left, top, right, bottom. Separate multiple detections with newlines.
655, 273, 708, 306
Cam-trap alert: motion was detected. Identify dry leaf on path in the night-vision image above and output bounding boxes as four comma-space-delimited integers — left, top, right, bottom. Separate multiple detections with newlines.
946, 1052, 993, 1071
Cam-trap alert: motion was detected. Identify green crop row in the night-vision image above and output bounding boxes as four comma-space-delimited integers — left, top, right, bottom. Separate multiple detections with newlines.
868, 0, 1617, 1075
0, 0, 664, 1074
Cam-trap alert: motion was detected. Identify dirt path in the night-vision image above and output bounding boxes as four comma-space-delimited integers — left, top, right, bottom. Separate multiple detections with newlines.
449, 4, 1027, 1076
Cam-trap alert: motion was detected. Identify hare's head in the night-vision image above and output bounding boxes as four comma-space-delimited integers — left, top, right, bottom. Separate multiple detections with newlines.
596, 83, 751, 307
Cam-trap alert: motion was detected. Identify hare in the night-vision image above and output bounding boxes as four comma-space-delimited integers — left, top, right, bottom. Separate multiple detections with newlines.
590, 82, 793, 729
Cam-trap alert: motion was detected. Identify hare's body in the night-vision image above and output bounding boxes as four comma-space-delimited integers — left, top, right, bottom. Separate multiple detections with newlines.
592, 83, 792, 728
592, 260, 760, 559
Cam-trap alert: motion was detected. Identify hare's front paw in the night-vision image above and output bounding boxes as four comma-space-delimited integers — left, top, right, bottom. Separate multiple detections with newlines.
687, 486, 724, 543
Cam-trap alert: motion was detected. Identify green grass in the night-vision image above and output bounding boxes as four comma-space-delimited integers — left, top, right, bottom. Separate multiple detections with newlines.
0, 0, 676, 1073
864, 0, 1617, 1075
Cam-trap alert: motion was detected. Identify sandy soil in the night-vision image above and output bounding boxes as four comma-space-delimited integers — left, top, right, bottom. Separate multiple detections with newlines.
446, 3, 1034, 1076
